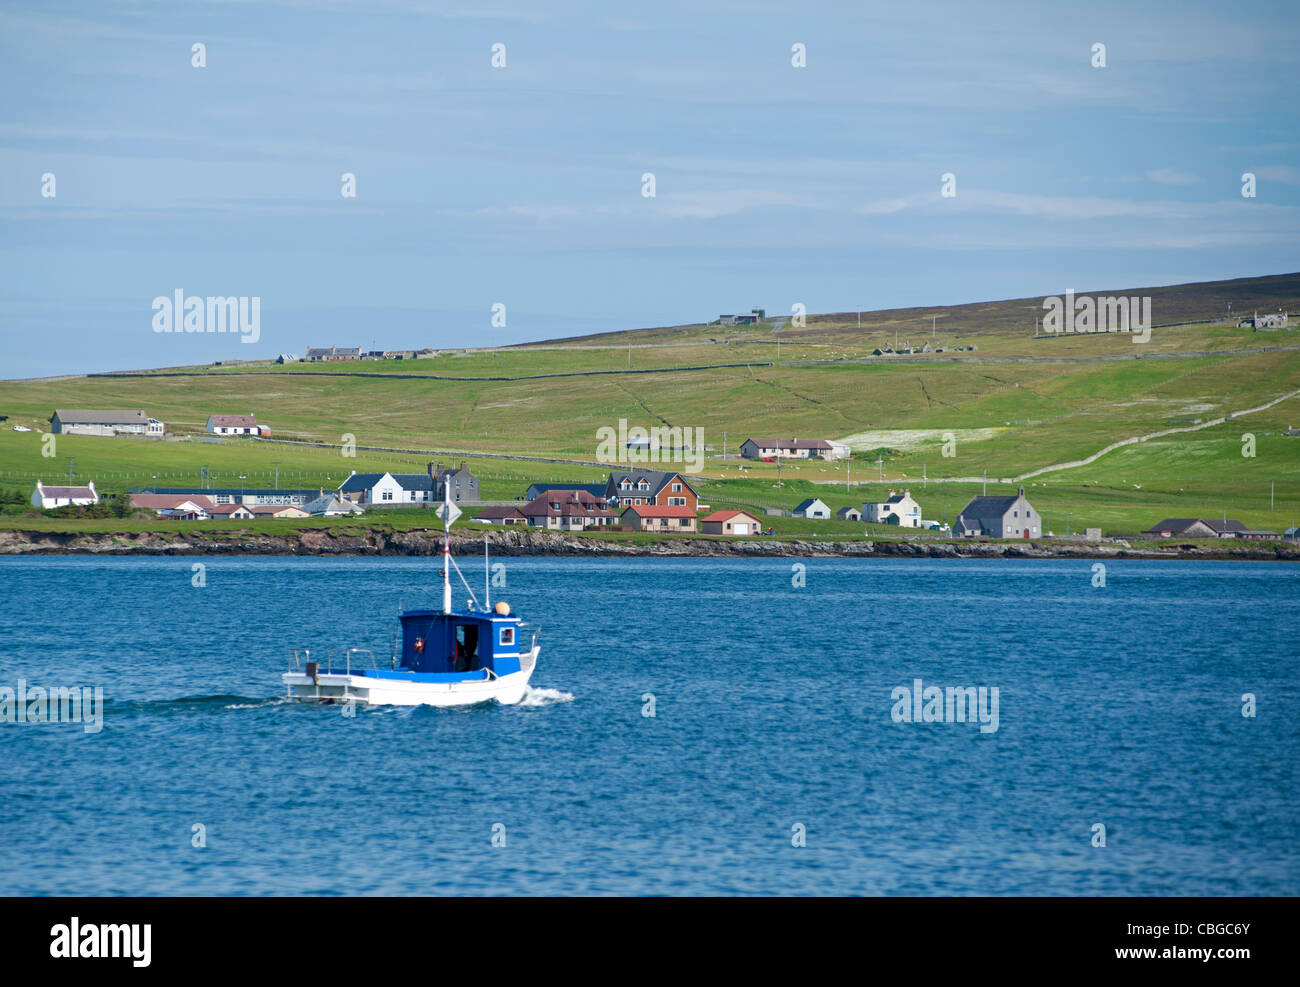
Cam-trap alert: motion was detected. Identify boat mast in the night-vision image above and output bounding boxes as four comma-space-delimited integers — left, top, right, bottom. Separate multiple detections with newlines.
437, 484, 461, 614
484, 533, 490, 612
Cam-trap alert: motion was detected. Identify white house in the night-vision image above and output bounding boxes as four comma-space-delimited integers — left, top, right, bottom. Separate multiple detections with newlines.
338, 470, 436, 505
32, 480, 98, 509
863, 489, 921, 527
740, 437, 844, 460
206, 414, 261, 435
303, 493, 365, 517
792, 497, 831, 519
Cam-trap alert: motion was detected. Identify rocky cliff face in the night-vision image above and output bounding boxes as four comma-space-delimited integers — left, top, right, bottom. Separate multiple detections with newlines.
0, 526, 1295, 560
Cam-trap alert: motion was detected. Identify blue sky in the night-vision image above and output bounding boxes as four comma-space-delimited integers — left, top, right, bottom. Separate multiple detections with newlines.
1, 0, 1298, 377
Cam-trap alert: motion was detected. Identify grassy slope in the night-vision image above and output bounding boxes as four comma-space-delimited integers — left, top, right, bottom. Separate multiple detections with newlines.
2, 273, 1299, 536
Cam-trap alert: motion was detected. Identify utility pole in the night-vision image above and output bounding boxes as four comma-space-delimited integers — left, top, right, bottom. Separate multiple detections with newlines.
1271, 480, 1274, 510
932, 315, 936, 337
857, 309, 861, 329
983, 469, 987, 496
274, 462, 280, 488
923, 463, 926, 489
877, 456, 883, 482
722, 431, 727, 462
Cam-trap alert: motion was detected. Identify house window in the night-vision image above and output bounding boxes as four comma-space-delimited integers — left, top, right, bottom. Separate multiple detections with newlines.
668, 497, 685, 506
382, 490, 393, 501
672, 483, 681, 492
679, 518, 690, 527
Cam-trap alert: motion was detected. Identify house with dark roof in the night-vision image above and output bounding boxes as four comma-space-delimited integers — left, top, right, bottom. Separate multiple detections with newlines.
337, 462, 478, 506
837, 506, 862, 521
525, 482, 607, 501
1140, 518, 1253, 539
700, 509, 762, 535
619, 504, 697, 532
792, 497, 831, 519
863, 489, 921, 527
954, 486, 1041, 539
739, 437, 844, 460
522, 490, 617, 530
604, 470, 697, 510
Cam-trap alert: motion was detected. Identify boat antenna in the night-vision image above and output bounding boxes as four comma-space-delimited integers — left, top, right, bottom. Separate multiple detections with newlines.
435, 483, 461, 614
484, 533, 490, 612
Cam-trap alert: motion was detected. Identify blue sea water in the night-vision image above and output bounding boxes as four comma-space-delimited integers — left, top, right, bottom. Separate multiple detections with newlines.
0, 555, 1296, 896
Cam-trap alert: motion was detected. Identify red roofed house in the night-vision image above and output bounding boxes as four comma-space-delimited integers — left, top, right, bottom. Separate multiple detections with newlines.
129, 493, 215, 520
619, 504, 698, 532
700, 509, 763, 536
32, 480, 99, 509
206, 413, 262, 435
523, 490, 618, 531
209, 504, 256, 520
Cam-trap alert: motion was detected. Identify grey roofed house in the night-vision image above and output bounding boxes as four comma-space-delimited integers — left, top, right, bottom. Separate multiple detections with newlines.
526, 482, 607, 501
337, 472, 388, 493
792, 497, 831, 519
303, 493, 364, 516
837, 506, 862, 520
50, 409, 156, 434
1203, 518, 1249, 538
604, 469, 696, 504
954, 486, 1041, 538
1138, 518, 1219, 538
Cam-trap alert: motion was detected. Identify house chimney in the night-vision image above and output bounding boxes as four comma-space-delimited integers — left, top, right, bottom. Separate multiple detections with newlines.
428, 461, 437, 480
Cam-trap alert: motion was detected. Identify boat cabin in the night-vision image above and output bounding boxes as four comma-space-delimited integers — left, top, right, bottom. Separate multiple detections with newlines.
398, 608, 526, 677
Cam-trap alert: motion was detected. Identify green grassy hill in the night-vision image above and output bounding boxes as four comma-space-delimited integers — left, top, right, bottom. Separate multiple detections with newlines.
2, 272, 1299, 536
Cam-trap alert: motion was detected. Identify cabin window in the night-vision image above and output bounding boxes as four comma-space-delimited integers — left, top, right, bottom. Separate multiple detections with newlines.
500, 626, 515, 647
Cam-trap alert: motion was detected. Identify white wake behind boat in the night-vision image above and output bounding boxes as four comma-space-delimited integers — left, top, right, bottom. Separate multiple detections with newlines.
283, 486, 540, 707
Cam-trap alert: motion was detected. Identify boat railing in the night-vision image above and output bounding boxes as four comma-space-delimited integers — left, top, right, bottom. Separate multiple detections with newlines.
287, 647, 378, 675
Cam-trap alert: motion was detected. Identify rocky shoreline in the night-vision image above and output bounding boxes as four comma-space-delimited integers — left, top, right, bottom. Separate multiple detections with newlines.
0, 526, 1296, 561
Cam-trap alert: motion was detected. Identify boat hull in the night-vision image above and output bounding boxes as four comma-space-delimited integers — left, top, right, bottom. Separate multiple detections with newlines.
283, 648, 538, 708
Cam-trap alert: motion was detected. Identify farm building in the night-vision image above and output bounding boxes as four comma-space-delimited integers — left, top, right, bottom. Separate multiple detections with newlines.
836, 507, 861, 521
305, 345, 362, 361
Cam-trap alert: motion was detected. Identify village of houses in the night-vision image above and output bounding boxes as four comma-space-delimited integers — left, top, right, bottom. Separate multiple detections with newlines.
20, 409, 1300, 543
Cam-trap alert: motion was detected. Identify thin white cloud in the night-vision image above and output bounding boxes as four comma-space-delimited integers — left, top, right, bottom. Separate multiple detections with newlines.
1147, 168, 1200, 185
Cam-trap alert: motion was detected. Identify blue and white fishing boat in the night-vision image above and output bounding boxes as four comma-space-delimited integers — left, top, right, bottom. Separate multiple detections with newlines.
283, 487, 539, 707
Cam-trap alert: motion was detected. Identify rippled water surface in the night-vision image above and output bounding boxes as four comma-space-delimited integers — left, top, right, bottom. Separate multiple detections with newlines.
0, 556, 1296, 895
